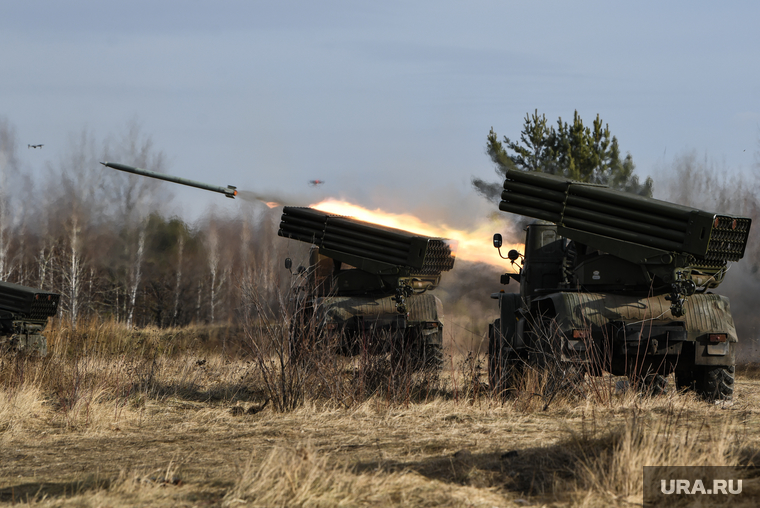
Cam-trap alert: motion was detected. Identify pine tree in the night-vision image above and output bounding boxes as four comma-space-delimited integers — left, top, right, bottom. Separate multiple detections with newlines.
473, 110, 653, 202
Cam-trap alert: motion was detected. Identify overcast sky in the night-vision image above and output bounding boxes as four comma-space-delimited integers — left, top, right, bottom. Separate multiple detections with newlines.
2, 1, 758, 224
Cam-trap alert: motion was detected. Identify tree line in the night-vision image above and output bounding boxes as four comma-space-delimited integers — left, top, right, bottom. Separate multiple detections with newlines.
0, 118, 301, 328
2, 113, 757, 346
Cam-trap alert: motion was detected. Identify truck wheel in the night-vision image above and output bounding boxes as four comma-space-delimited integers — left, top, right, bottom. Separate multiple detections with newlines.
488, 351, 521, 398
488, 320, 521, 397
638, 372, 668, 396
695, 365, 734, 401
395, 329, 443, 373
419, 330, 444, 372
419, 341, 443, 372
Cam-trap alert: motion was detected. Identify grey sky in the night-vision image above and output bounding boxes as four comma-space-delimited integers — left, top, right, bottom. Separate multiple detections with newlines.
2, 1, 758, 223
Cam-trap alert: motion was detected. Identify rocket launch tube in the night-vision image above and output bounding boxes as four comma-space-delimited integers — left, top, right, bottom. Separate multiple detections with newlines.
278, 207, 457, 275
499, 168, 751, 262
101, 161, 237, 199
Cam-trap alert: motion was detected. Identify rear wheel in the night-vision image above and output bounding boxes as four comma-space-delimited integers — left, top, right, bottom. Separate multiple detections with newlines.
638, 372, 668, 396
392, 327, 443, 373
695, 365, 735, 401
416, 329, 444, 372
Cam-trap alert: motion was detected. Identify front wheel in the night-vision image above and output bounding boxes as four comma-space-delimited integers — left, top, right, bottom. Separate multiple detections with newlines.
488, 319, 522, 397
417, 329, 444, 372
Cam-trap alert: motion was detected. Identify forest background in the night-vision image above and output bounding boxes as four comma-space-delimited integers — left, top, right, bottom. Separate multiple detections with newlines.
1, 117, 759, 360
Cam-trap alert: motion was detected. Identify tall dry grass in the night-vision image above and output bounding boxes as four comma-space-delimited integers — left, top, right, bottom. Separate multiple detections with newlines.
2, 315, 757, 507
0, 318, 262, 436
223, 443, 507, 508
568, 407, 743, 505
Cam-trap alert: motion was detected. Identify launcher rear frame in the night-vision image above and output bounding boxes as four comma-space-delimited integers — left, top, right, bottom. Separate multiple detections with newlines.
0, 280, 60, 356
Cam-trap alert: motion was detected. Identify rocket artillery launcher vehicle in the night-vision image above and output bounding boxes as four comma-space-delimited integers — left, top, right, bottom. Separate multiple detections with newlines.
279, 206, 457, 371
0, 281, 60, 356
99, 161, 457, 371
489, 169, 752, 400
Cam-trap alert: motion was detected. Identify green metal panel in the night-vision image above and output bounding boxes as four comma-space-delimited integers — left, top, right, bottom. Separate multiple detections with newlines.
543, 292, 737, 343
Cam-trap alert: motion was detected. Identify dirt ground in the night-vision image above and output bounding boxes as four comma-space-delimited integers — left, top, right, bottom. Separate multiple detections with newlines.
2, 366, 760, 507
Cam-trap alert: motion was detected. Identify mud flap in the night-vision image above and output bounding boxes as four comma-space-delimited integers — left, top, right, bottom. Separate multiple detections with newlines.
695, 341, 736, 367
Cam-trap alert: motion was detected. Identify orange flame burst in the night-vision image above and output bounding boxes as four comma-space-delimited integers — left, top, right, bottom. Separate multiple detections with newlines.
310, 198, 524, 269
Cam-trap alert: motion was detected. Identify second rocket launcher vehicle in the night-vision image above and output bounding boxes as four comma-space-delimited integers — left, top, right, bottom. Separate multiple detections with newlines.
100, 162, 238, 199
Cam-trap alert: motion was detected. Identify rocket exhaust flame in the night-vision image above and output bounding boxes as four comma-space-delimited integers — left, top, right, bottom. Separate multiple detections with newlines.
100, 161, 522, 267
310, 198, 523, 269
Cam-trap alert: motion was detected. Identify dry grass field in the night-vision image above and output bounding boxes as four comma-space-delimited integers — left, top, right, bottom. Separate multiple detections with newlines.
1, 321, 759, 507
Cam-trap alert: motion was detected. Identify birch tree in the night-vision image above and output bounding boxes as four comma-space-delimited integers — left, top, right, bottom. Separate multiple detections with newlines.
172, 235, 184, 326
126, 228, 145, 328
0, 120, 21, 281
205, 218, 227, 323
0, 147, 14, 281
57, 214, 86, 325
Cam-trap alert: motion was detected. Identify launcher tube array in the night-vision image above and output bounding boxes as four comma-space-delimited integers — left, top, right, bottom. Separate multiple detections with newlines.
499, 169, 750, 264
278, 207, 456, 275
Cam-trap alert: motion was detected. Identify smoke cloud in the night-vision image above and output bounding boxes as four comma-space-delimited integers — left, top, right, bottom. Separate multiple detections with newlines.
657, 151, 760, 363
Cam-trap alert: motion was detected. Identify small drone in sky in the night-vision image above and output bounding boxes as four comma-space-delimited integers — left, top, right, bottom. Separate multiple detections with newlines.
28, 144, 44, 149
309, 179, 325, 187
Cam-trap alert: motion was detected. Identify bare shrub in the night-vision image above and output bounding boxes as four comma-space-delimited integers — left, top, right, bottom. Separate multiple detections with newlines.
242, 279, 447, 412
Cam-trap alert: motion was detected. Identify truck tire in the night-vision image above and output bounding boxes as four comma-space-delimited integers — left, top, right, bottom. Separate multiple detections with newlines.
418, 330, 444, 372
638, 372, 668, 396
695, 365, 734, 401
393, 328, 443, 373
488, 319, 522, 397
